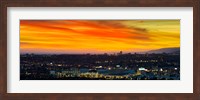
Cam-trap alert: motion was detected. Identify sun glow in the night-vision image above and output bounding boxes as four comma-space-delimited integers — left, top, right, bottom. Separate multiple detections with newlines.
20, 20, 180, 54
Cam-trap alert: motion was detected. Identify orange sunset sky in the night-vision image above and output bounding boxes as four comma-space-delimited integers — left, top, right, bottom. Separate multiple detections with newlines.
20, 20, 180, 54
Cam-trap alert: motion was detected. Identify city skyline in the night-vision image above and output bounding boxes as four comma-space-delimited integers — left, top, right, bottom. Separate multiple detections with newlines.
20, 47, 180, 55
20, 53, 180, 80
20, 20, 180, 54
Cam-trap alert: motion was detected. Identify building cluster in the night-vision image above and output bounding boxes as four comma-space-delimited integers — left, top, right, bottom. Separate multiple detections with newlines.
20, 52, 180, 80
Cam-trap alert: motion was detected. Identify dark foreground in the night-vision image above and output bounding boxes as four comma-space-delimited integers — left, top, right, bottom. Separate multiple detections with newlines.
20, 53, 180, 80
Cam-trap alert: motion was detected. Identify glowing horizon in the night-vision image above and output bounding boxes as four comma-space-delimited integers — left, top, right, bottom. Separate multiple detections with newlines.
20, 20, 180, 54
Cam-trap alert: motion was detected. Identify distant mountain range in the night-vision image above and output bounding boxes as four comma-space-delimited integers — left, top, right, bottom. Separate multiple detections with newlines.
145, 47, 180, 54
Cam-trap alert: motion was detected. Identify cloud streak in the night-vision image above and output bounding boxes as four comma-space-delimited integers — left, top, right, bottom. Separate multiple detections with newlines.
20, 20, 180, 54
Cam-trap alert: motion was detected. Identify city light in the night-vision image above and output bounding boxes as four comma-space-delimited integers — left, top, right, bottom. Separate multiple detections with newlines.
20, 52, 180, 80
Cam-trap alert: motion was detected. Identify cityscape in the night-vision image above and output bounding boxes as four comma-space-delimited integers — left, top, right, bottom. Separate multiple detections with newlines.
20, 20, 180, 80
20, 50, 180, 80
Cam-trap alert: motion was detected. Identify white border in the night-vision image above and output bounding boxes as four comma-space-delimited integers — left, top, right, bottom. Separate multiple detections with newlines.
7, 7, 193, 93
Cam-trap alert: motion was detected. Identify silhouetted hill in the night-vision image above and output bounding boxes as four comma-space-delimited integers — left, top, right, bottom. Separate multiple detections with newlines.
147, 47, 180, 54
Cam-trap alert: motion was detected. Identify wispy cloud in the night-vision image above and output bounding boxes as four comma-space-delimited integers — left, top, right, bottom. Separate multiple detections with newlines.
20, 20, 180, 54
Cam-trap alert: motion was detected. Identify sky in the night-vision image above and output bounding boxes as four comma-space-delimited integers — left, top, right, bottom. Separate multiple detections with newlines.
20, 20, 180, 54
